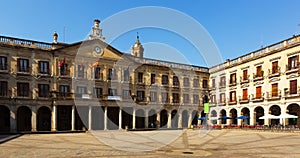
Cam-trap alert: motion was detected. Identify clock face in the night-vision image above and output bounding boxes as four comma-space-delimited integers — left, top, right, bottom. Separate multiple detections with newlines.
95, 46, 101, 53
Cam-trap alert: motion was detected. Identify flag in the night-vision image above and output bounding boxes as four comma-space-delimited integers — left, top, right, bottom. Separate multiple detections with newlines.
59, 57, 66, 67
92, 60, 100, 67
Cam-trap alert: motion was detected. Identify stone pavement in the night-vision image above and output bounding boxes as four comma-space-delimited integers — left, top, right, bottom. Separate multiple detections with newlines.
0, 129, 300, 157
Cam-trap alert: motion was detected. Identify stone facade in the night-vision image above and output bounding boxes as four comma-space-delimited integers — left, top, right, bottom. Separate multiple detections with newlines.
209, 35, 300, 127
0, 20, 209, 133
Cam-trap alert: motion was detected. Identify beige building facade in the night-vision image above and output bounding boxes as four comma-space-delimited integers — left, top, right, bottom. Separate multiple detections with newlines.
209, 35, 300, 127
0, 20, 209, 133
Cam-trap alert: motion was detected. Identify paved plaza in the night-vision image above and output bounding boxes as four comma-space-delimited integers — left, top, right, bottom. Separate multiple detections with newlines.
1, 129, 300, 157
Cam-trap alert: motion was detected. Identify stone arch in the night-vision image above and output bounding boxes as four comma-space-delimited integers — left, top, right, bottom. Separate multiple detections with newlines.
269, 105, 281, 125
287, 103, 300, 126
229, 108, 237, 125
17, 106, 32, 131
171, 109, 178, 128
0, 105, 10, 132
241, 107, 250, 125
220, 109, 227, 124
37, 106, 51, 131
254, 106, 264, 125
182, 110, 188, 128
191, 110, 198, 126
160, 109, 168, 128
210, 110, 217, 125
135, 109, 145, 129
148, 109, 157, 128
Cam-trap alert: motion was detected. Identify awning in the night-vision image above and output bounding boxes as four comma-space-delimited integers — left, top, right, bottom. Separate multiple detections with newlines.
278, 113, 298, 119
198, 117, 206, 120
218, 116, 232, 119
259, 114, 280, 119
236, 116, 249, 119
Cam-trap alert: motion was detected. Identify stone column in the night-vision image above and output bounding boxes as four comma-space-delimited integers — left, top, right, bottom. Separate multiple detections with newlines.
156, 112, 160, 128
188, 111, 192, 128
264, 109, 269, 126
249, 108, 255, 126
178, 112, 182, 128
51, 105, 57, 131
88, 106, 92, 130
132, 108, 136, 129
226, 110, 230, 126
281, 105, 286, 126
119, 108, 122, 130
237, 109, 242, 126
144, 109, 149, 128
31, 106, 37, 132
104, 106, 107, 130
10, 106, 16, 133
71, 105, 75, 131
167, 111, 172, 128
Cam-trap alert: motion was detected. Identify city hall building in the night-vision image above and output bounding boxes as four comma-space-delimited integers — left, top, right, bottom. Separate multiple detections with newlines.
0, 20, 210, 132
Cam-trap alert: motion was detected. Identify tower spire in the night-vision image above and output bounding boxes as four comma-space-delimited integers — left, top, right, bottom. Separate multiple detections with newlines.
131, 32, 144, 58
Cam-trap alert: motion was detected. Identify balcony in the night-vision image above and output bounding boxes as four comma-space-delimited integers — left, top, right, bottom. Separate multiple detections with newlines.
229, 82, 237, 87
284, 90, 300, 99
228, 100, 237, 105
239, 98, 249, 104
266, 91, 281, 101
219, 82, 226, 89
285, 64, 299, 74
240, 76, 250, 84
251, 95, 264, 102
253, 72, 264, 81
268, 68, 281, 78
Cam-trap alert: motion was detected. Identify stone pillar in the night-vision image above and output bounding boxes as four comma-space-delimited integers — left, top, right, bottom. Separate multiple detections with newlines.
178, 112, 182, 128
10, 106, 16, 133
119, 108, 122, 130
237, 109, 242, 126
104, 106, 107, 130
132, 108, 136, 129
188, 111, 192, 127
226, 110, 230, 126
144, 109, 149, 128
249, 108, 255, 126
31, 106, 37, 132
264, 109, 269, 126
281, 106, 286, 126
88, 106, 92, 130
167, 111, 172, 128
51, 105, 57, 131
71, 105, 75, 131
156, 112, 160, 128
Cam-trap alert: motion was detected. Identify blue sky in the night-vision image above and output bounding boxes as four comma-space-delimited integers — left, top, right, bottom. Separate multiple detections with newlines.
1, 0, 300, 67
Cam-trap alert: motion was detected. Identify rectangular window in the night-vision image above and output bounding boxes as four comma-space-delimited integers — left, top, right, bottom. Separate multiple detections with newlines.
76, 86, 87, 94
108, 88, 117, 96
94, 67, 101, 79
242, 89, 248, 100
137, 90, 145, 102
122, 89, 131, 99
172, 93, 180, 103
77, 65, 85, 78
0, 56, 7, 70
150, 91, 157, 102
38, 61, 49, 74
17, 58, 29, 72
173, 76, 179, 86
212, 78, 215, 88
230, 73, 236, 84
202, 79, 207, 88
229, 91, 236, 102
93, 87, 103, 98
220, 93, 225, 104
256, 66, 262, 77
108, 68, 117, 80
162, 75, 169, 85
183, 77, 189, 87
38, 84, 49, 97
17, 82, 29, 97
161, 92, 169, 103
0, 81, 8, 96
194, 78, 199, 88
151, 74, 155, 84
123, 69, 129, 81
256, 86, 262, 98
138, 72, 143, 83
183, 94, 189, 103
220, 76, 226, 87
193, 94, 199, 104
60, 64, 68, 76
290, 80, 297, 94
211, 95, 216, 103
271, 83, 278, 97
243, 70, 248, 80
272, 61, 279, 74
288, 55, 299, 70
59, 85, 70, 96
